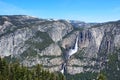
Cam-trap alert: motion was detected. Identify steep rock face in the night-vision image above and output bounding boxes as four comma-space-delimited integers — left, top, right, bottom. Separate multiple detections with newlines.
36, 20, 73, 42
61, 22, 120, 58
0, 15, 73, 72
0, 15, 73, 57
60, 21, 120, 74
0, 15, 120, 76
39, 43, 62, 56
0, 27, 33, 56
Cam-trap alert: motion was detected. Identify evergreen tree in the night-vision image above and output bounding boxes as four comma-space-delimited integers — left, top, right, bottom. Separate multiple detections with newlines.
35, 64, 42, 80
0, 57, 66, 80
97, 73, 107, 80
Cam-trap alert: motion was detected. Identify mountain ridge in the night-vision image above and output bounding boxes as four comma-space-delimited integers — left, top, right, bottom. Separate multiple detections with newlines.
0, 15, 120, 80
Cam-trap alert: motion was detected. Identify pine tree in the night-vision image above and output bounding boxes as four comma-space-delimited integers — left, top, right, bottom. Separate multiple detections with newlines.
0, 57, 66, 80
0, 58, 8, 80
50, 73, 57, 80
35, 64, 42, 80
97, 73, 107, 80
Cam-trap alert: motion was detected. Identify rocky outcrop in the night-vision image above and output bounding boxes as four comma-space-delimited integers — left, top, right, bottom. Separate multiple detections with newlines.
67, 66, 83, 74
37, 20, 73, 42
39, 43, 62, 56
0, 27, 33, 57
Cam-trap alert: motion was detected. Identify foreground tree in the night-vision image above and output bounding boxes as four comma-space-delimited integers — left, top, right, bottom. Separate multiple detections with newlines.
0, 57, 66, 80
97, 73, 107, 80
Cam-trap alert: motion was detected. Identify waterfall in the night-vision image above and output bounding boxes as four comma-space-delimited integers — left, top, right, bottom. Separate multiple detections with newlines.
60, 63, 66, 74
60, 36, 79, 74
67, 36, 78, 59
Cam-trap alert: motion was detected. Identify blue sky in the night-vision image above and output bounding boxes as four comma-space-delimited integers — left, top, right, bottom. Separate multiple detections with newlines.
0, 0, 120, 22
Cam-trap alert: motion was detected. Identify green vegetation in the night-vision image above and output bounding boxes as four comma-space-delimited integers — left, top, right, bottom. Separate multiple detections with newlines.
22, 31, 53, 59
26, 31, 53, 51
72, 65, 82, 67
66, 72, 107, 80
74, 49, 85, 60
66, 48, 120, 80
66, 72, 97, 80
97, 73, 107, 80
101, 51, 120, 80
21, 47, 37, 59
38, 55, 61, 59
4, 55, 20, 63
0, 57, 66, 80
62, 27, 84, 39
98, 48, 120, 80
73, 27, 84, 31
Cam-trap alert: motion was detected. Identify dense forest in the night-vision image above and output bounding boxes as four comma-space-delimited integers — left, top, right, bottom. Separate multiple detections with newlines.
0, 57, 65, 80
0, 57, 107, 80
1, 52, 120, 80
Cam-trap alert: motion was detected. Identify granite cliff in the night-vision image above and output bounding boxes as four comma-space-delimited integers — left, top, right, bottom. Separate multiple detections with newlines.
0, 15, 120, 79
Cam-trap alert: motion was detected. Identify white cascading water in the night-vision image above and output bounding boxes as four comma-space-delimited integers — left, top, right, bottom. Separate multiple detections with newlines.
67, 36, 78, 59
60, 63, 66, 74
60, 36, 79, 74
60, 68, 64, 74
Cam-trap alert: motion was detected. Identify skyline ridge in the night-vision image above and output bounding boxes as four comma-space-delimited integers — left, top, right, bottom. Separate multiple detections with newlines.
0, 0, 120, 22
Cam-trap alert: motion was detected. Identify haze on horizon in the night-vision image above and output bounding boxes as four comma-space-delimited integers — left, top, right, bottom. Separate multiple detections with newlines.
0, 0, 120, 22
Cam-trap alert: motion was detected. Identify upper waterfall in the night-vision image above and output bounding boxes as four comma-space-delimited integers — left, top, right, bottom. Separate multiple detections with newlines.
67, 36, 79, 59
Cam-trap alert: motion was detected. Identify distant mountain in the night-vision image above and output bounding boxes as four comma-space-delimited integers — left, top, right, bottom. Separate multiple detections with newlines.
0, 15, 120, 80
68, 20, 99, 28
